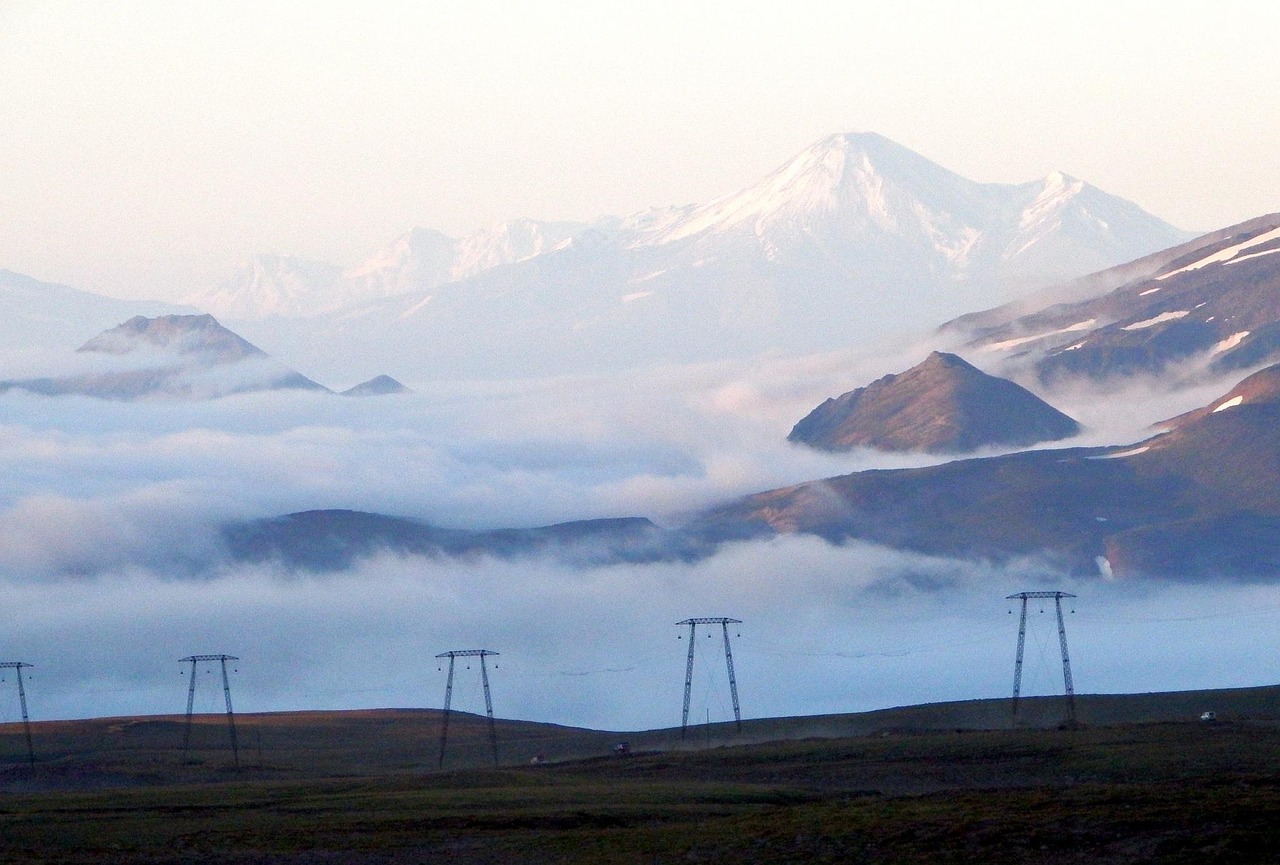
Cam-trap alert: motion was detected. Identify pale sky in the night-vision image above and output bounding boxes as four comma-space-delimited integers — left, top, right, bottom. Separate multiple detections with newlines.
2, 0, 1278, 300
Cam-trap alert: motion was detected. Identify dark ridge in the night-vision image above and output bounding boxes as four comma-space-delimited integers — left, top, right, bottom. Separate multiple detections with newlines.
221, 509, 710, 572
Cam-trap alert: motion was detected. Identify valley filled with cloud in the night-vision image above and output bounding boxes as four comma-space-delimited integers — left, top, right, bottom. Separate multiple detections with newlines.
1, 348, 1272, 729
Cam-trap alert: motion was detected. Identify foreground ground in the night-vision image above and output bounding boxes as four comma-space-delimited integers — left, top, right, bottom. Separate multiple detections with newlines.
2, 687, 1280, 863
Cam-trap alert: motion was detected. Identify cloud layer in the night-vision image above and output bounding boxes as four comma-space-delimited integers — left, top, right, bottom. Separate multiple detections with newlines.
0, 347, 1274, 728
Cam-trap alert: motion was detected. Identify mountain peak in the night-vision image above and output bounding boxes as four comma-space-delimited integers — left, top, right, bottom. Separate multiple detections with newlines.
341, 374, 412, 397
183, 255, 344, 319
646, 131, 981, 247
77, 314, 264, 361
3, 314, 329, 400
807, 130, 929, 167
920, 350, 976, 370
789, 351, 1080, 453
1042, 169, 1083, 186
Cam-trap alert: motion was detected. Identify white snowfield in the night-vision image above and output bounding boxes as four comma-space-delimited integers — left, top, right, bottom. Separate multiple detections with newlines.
1212, 331, 1250, 354
1088, 445, 1151, 460
1213, 395, 1245, 413
982, 319, 1097, 352
1156, 226, 1280, 281
1122, 310, 1189, 331
1227, 246, 1280, 267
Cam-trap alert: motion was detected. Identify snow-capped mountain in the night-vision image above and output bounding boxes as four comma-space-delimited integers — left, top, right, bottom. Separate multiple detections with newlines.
631, 133, 1188, 292
339, 227, 458, 302
189, 132, 1190, 381
187, 220, 593, 320
179, 254, 343, 320
447, 218, 589, 281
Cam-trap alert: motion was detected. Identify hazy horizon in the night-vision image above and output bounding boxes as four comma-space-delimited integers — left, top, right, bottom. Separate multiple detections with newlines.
4, 1, 1280, 301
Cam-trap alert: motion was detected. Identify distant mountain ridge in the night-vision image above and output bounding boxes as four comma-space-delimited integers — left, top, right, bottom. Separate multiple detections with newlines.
221, 510, 691, 571
191, 132, 1190, 381
789, 351, 1081, 453
185, 220, 591, 320
0, 314, 328, 400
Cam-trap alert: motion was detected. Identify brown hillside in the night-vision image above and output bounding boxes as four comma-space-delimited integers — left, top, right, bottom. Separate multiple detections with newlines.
789, 351, 1080, 453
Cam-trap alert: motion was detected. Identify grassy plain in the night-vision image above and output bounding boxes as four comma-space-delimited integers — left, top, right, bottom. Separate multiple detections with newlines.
2, 687, 1280, 863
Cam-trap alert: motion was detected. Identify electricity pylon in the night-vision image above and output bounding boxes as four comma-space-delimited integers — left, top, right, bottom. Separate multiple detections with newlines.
1007, 592, 1077, 727
436, 649, 499, 768
0, 661, 34, 765
676, 618, 742, 737
180, 654, 240, 768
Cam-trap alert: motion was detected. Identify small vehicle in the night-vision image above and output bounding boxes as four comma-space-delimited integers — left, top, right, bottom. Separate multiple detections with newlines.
1200, 711, 1217, 722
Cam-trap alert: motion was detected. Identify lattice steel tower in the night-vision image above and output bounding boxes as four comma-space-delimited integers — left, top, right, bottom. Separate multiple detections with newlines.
1007, 592, 1077, 727
0, 661, 34, 765
676, 617, 742, 738
179, 654, 240, 768
436, 649, 499, 768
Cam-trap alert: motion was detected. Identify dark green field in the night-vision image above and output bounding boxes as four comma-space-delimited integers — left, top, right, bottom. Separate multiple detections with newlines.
3, 686, 1280, 863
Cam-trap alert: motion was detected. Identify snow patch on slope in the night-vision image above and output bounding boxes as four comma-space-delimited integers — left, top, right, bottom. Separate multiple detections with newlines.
1157, 226, 1280, 280
983, 319, 1097, 352
1212, 331, 1250, 354
1123, 310, 1189, 331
